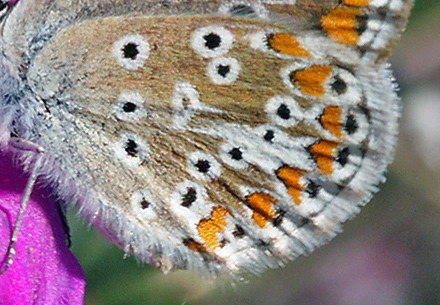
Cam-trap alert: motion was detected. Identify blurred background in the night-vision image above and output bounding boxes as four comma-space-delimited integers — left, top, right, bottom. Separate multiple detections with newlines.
67, 1, 440, 304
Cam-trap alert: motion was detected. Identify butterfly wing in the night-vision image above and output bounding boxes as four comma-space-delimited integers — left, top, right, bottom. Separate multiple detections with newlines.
1, 0, 412, 276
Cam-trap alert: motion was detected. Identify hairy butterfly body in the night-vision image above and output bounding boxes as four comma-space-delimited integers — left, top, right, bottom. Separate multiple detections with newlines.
0, 0, 412, 276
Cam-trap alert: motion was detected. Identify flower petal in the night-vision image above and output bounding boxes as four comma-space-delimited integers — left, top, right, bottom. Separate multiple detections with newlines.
0, 151, 85, 304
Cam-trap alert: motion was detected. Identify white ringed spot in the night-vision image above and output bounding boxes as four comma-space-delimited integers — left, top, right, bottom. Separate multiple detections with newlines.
113, 34, 150, 70
112, 91, 147, 122
170, 180, 208, 209
187, 151, 221, 181
219, 142, 249, 169
265, 95, 302, 127
206, 57, 240, 85
169, 180, 215, 228
331, 146, 363, 182
131, 189, 158, 221
114, 133, 149, 167
342, 108, 369, 144
191, 26, 234, 58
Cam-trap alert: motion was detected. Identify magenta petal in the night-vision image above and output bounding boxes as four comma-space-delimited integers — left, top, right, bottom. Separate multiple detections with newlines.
0, 152, 85, 305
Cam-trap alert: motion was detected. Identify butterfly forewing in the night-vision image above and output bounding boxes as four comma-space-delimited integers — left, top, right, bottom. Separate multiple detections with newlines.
1, 0, 413, 275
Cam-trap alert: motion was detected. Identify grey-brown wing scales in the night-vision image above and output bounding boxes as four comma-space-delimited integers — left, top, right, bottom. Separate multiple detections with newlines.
9, 0, 412, 275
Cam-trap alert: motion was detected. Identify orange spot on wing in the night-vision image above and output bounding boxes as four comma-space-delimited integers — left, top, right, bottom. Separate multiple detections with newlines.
321, 7, 363, 45
245, 193, 277, 228
197, 206, 229, 250
267, 33, 310, 57
252, 212, 269, 229
309, 140, 339, 175
342, 0, 370, 6
320, 105, 342, 139
276, 166, 305, 205
290, 65, 332, 97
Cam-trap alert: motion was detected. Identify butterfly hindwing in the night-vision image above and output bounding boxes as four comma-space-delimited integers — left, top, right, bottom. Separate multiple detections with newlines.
0, 0, 412, 275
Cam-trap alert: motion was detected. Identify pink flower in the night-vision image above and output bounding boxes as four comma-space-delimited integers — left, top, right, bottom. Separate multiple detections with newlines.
0, 151, 85, 304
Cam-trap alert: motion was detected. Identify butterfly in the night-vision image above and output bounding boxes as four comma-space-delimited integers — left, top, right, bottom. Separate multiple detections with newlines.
0, 0, 412, 277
